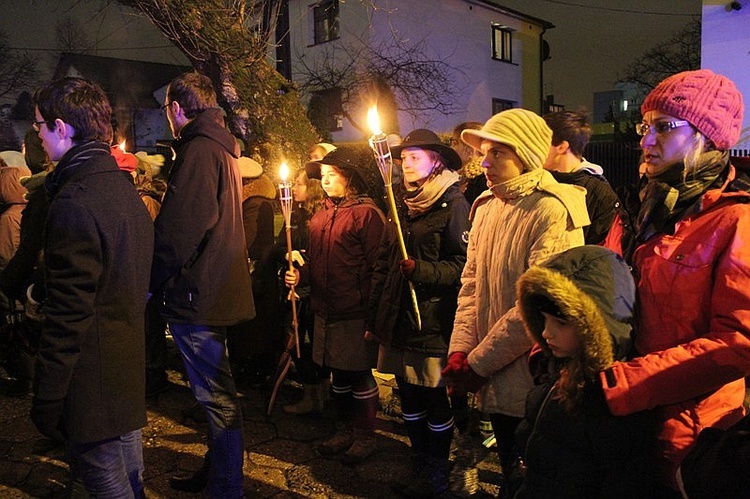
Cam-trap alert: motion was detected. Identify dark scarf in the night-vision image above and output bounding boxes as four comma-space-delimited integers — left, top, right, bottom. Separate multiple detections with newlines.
44, 141, 112, 197
634, 150, 729, 244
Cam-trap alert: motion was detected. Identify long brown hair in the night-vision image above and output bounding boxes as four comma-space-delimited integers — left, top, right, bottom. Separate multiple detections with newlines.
296, 170, 325, 214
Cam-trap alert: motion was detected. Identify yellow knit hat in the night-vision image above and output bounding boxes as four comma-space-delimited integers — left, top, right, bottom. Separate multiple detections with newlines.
461, 108, 552, 172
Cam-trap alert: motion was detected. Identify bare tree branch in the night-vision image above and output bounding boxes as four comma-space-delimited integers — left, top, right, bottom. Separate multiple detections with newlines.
617, 18, 701, 93
0, 31, 37, 99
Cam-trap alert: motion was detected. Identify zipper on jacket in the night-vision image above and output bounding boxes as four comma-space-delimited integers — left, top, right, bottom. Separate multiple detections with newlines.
522, 383, 557, 473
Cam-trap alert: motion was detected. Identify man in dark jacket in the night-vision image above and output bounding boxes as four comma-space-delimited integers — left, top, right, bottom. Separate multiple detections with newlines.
152, 72, 254, 498
31, 77, 154, 497
543, 110, 618, 245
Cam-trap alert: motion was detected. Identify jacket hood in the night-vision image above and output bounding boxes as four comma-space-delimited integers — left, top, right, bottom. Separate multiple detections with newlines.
177, 108, 239, 158
242, 173, 276, 201
0, 166, 31, 204
517, 245, 635, 371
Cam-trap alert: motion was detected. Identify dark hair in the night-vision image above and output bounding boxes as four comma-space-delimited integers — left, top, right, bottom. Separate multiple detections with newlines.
543, 110, 592, 158
167, 72, 218, 119
452, 121, 483, 137
34, 77, 113, 143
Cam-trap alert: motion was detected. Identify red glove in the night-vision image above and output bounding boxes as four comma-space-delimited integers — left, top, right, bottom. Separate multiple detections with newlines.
399, 258, 416, 279
442, 352, 469, 378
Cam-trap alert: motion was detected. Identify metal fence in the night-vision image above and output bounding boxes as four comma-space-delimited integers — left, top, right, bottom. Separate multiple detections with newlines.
584, 141, 642, 190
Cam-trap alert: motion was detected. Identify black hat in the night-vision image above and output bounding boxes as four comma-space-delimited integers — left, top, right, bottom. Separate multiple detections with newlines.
305, 149, 368, 187
390, 129, 462, 170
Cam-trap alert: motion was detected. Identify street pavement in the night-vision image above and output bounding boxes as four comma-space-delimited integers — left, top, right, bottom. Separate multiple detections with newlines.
0, 341, 502, 498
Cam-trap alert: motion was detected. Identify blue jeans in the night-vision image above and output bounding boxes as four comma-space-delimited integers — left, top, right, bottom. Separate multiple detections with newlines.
170, 323, 245, 498
69, 429, 143, 498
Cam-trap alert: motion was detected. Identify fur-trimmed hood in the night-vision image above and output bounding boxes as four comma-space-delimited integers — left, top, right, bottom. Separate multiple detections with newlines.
517, 245, 635, 374
242, 173, 276, 202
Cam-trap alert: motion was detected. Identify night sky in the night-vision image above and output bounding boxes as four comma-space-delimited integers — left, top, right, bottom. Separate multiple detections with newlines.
1, 0, 701, 111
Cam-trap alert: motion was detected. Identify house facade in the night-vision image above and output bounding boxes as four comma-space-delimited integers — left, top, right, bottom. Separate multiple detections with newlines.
701, 0, 750, 154
283, 0, 552, 141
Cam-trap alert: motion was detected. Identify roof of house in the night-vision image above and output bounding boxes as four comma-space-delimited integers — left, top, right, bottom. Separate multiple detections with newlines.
472, 1, 555, 29
54, 52, 192, 109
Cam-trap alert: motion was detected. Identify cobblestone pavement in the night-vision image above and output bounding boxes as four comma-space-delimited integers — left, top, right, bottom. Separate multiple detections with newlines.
0, 343, 502, 498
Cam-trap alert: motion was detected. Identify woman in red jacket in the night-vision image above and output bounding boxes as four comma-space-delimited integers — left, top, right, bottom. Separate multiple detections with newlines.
285, 149, 386, 465
602, 69, 750, 496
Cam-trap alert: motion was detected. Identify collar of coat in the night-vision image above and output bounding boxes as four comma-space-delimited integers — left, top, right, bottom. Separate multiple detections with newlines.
469, 169, 590, 229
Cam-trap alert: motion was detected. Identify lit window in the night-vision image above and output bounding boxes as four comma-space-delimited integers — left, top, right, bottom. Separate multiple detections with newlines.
492, 25, 512, 62
313, 0, 339, 45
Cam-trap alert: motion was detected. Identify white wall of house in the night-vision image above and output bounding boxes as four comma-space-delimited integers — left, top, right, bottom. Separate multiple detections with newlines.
702, 1, 750, 152
286, 0, 547, 142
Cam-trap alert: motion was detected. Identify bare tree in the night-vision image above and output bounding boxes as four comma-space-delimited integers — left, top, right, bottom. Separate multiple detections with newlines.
117, 0, 318, 165
56, 17, 93, 53
617, 18, 701, 93
297, 34, 465, 135
0, 31, 37, 100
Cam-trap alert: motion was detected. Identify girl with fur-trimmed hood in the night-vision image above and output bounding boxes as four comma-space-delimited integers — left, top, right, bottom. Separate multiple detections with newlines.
514, 245, 654, 499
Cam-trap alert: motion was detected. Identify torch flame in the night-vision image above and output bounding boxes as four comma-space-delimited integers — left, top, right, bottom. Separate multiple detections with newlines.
118, 140, 126, 152
279, 162, 289, 182
367, 106, 382, 135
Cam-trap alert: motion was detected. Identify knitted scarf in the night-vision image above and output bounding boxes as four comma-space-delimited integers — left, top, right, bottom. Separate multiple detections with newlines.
44, 141, 112, 197
635, 150, 728, 243
403, 169, 460, 216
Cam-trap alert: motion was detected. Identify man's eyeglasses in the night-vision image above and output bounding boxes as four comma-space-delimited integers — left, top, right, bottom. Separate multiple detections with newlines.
635, 120, 690, 137
161, 102, 172, 112
32, 120, 47, 132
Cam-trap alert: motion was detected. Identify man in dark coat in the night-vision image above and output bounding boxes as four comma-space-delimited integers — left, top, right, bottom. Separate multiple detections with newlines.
543, 110, 618, 245
152, 72, 254, 498
31, 77, 154, 497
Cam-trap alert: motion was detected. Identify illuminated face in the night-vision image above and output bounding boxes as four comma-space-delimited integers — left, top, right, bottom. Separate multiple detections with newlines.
640, 111, 697, 175
540, 311, 581, 359
293, 171, 308, 203
401, 147, 436, 186
320, 164, 348, 199
309, 145, 327, 161
451, 133, 481, 166
34, 107, 65, 162
479, 139, 525, 187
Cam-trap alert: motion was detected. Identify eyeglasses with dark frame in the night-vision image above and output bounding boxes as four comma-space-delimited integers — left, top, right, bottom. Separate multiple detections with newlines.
635, 120, 691, 137
161, 102, 172, 112
32, 120, 47, 132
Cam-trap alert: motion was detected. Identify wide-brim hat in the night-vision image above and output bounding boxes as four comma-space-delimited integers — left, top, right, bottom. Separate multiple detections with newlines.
390, 129, 462, 170
305, 148, 362, 181
238, 156, 263, 179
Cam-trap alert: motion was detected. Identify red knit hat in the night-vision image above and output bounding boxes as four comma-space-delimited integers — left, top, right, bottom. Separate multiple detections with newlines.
641, 69, 744, 150
110, 146, 138, 173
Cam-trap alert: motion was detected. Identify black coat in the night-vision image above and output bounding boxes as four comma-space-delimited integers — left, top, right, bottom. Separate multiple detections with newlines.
36, 143, 153, 443
151, 109, 254, 326
515, 381, 654, 498
551, 170, 618, 245
369, 183, 469, 355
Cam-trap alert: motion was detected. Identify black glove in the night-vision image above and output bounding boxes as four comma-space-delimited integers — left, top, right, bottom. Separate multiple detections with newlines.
31, 398, 66, 442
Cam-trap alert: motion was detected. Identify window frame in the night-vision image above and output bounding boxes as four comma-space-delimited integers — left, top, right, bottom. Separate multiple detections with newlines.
491, 25, 513, 63
312, 0, 340, 45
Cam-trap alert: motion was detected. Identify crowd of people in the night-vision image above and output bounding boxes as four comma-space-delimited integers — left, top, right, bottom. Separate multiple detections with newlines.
0, 66, 748, 499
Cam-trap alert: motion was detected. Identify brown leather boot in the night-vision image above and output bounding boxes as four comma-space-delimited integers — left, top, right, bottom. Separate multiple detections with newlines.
340, 428, 378, 465
317, 426, 354, 456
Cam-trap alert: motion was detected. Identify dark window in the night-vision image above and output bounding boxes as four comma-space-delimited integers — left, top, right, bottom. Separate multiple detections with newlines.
492, 98, 515, 114
313, 0, 339, 45
308, 88, 343, 132
492, 25, 512, 62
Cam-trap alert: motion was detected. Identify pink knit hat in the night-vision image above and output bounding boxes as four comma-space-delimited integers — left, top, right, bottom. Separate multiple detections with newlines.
641, 69, 744, 150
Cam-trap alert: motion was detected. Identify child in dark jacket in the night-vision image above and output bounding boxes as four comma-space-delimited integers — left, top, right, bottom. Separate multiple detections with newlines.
514, 245, 654, 499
